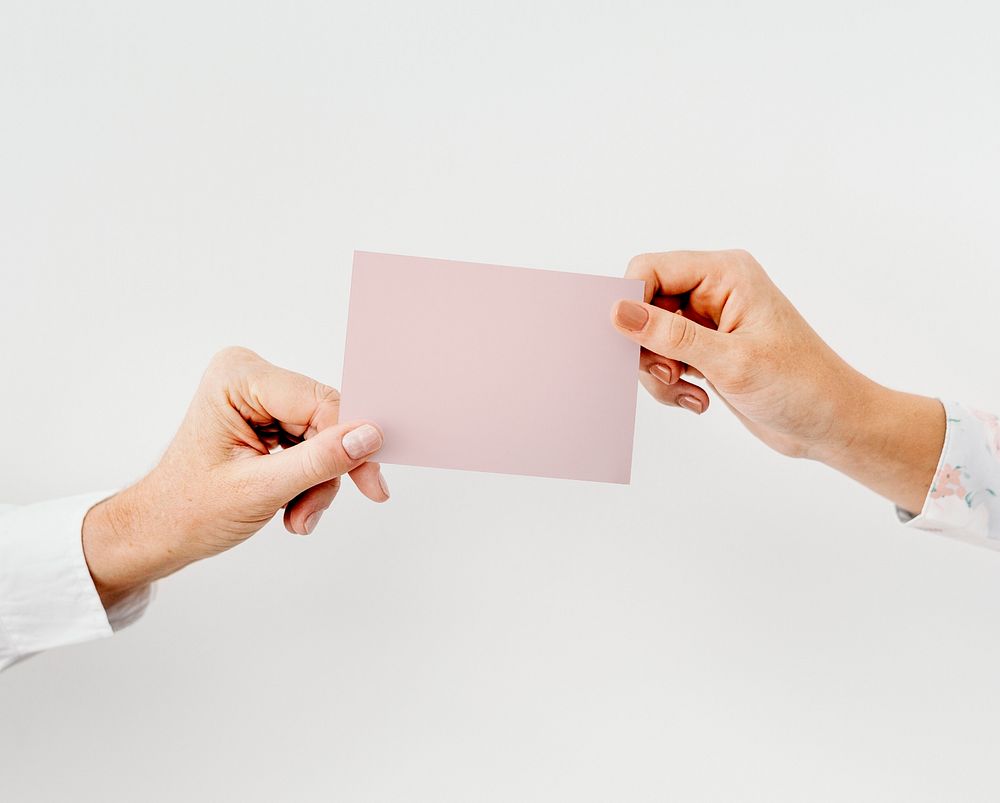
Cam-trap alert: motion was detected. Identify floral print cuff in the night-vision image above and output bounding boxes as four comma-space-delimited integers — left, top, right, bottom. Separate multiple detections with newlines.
898, 400, 1000, 549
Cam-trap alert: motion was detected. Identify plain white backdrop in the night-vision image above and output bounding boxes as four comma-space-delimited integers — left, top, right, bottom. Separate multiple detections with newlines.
2, 1, 999, 800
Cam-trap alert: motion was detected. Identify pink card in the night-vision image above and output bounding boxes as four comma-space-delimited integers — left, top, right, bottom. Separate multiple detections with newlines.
340, 251, 644, 483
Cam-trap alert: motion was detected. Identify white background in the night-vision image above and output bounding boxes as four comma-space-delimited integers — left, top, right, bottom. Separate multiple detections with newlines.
2, 1, 999, 800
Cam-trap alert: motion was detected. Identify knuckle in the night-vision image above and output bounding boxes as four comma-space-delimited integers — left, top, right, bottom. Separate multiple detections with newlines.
314, 383, 341, 405
727, 249, 764, 278
208, 346, 260, 375
212, 345, 253, 363
664, 312, 696, 352
626, 252, 653, 278
302, 443, 335, 484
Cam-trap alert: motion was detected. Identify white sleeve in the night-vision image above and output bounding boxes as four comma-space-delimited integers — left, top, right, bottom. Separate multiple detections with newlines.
0, 492, 152, 671
898, 400, 1000, 550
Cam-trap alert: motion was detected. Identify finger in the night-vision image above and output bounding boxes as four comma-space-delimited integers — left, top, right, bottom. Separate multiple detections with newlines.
247, 420, 384, 507
626, 251, 727, 303
612, 300, 726, 370
639, 373, 711, 415
640, 346, 705, 380
627, 250, 764, 332
248, 370, 341, 438
284, 477, 342, 535
348, 460, 390, 503
668, 299, 719, 332
282, 461, 389, 537
639, 350, 687, 386
214, 348, 343, 437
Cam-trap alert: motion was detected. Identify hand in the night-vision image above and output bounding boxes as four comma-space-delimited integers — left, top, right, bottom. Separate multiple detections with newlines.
611, 250, 944, 514
82, 347, 389, 607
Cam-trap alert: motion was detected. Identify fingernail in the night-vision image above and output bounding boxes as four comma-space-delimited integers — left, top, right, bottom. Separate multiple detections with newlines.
649, 364, 674, 385
304, 510, 322, 534
343, 424, 383, 459
614, 301, 649, 332
377, 471, 390, 500
677, 394, 704, 415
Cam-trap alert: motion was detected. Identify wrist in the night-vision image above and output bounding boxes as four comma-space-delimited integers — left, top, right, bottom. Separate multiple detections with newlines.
82, 476, 191, 608
813, 380, 945, 514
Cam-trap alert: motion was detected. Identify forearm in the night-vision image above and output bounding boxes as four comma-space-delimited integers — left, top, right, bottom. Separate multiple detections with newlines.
815, 380, 945, 515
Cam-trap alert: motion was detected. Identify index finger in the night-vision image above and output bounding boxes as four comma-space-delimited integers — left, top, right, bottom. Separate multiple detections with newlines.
247, 364, 388, 503
213, 348, 342, 437
625, 251, 727, 303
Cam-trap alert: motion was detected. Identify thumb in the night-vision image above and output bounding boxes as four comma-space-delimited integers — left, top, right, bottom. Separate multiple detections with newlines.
611, 299, 725, 371
248, 421, 384, 506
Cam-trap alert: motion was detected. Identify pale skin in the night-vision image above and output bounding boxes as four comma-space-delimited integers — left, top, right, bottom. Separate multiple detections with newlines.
83, 347, 388, 608
610, 249, 945, 516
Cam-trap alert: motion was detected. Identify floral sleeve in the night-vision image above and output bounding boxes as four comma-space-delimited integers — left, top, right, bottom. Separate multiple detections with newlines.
898, 400, 1000, 549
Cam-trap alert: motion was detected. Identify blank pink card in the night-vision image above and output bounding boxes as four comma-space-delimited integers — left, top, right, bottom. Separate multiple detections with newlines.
340, 251, 644, 483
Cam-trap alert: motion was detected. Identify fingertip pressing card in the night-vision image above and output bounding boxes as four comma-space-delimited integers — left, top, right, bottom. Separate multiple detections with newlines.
340, 251, 644, 483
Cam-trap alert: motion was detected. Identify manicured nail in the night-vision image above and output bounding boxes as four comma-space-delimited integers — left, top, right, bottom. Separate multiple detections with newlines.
377, 471, 390, 500
343, 424, 383, 459
677, 394, 704, 414
615, 301, 649, 332
649, 364, 674, 385
304, 510, 322, 534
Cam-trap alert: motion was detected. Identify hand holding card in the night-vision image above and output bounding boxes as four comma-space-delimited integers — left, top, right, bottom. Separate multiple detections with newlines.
340, 252, 643, 483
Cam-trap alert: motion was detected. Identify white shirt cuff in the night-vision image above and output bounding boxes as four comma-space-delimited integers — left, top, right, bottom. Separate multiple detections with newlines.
0, 491, 152, 670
